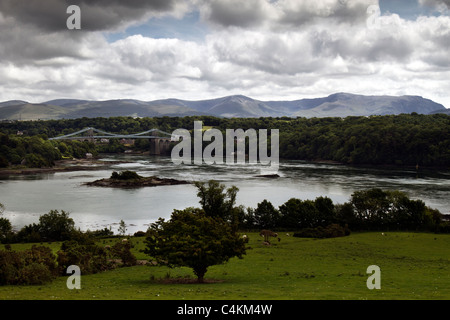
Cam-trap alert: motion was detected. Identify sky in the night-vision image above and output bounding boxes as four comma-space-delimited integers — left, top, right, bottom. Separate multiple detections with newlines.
0, 0, 449, 107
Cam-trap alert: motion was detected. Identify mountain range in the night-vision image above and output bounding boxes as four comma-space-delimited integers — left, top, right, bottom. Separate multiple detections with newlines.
0, 93, 447, 121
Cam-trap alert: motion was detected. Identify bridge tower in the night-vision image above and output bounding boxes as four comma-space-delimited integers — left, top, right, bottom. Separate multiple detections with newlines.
149, 136, 161, 155
149, 132, 171, 155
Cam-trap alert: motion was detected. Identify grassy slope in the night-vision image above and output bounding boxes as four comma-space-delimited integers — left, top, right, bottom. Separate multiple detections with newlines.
0, 232, 449, 300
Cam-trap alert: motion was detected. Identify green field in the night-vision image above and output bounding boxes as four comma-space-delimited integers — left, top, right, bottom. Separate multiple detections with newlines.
1, 231, 449, 300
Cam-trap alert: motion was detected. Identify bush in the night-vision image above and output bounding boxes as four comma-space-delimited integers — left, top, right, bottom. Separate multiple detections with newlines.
24, 245, 58, 274
19, 263, 53, 285
0, 246, 57, 285
90, 227, 114, 238
0, 250, 22, 285
436, 222, 450, 233
293, 224, 350, 239
57, 240, 111, 275
110, 170, 142, 180
110, 241, 137, 267
133, 231, 146, 237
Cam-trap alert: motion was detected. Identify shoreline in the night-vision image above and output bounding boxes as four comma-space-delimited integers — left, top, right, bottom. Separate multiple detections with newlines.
0, 158, 116, 176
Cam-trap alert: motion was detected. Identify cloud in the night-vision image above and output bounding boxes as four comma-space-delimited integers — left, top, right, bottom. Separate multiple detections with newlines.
274, 0, 377, 27
419, 0, 450, 10
0, 0, 449, 108
109, 35, 205, 81
0, 0, 186, 32
198, 0, 275, 28
197, 0, 378, 29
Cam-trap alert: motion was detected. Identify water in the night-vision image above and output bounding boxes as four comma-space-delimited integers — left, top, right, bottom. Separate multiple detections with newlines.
1, 154, 449, 234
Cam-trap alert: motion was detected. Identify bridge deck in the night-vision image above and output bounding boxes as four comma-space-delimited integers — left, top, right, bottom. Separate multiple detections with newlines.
49, 127, 173, 141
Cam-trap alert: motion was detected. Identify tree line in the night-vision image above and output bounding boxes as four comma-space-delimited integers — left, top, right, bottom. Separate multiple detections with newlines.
0, 132, 97, 168
1, 113, 450, 167
241, 188, 446, 234
191, 181, 448, 234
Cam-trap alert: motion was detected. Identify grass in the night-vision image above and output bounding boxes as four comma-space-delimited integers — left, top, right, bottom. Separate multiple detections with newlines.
0, 231, 449, 300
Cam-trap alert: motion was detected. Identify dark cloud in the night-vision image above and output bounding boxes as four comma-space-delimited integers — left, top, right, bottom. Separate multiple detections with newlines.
420, 0, 450, 9
0, 0, 179, 32
203, 0, 271, 28
277, 0, 372, 27
199, 0, 377, 29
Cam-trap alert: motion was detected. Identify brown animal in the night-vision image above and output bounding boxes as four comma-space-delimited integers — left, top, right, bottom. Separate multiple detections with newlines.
259, 230, 278, 243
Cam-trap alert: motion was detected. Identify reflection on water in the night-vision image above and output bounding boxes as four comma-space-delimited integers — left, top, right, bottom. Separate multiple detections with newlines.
1, 154, 449, 234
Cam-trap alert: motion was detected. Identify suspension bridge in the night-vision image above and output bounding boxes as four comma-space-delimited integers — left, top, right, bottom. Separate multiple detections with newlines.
49, 127, 174, 155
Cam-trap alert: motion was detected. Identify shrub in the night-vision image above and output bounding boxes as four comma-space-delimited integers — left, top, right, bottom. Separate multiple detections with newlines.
110, 170, 142, 180
24, 245, 58, 275
0, 246, 57, 285
57, 240, 111, 275
0, 250, 22, 285
110, 241, 137, 267
19, 263, 53, 285
133, 231, 146, 237
293, 224, 350, 239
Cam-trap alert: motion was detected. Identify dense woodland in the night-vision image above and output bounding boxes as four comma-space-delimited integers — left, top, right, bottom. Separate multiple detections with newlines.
1, 113, 449, 168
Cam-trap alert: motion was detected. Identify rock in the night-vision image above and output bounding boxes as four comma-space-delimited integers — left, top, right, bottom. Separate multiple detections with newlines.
254, 174, 280, 178
84, 176, 191, 188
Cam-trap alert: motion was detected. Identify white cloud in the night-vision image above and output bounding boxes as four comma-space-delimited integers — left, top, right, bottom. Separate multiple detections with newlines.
0, 0, 449, 108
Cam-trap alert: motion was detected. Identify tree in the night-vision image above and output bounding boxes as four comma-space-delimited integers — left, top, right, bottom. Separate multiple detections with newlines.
253, 200, 280, 229
0, 202, 10, 242
194, 180, 239, 223
335, 202, 357, 229
38, 210, 75, 241
118, 219, 127, 236
279, 198, 318, 229
350, 189, 390, 229
349, 188, 441, 231
314, 196, 336, 227
0, 218, 12, 243
144, 207, 246, 283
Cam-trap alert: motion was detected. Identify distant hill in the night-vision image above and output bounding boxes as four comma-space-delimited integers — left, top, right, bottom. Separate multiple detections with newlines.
430, 108, 450, 115
0, 93, 447, 120
0, 103, 67, 121
285, 93, 447, 118
150, 95, 284, 118
0, 100, 28, 108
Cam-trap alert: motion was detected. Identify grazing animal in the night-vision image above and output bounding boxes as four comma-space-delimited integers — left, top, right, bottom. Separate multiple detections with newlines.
259, 230, 278, 243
